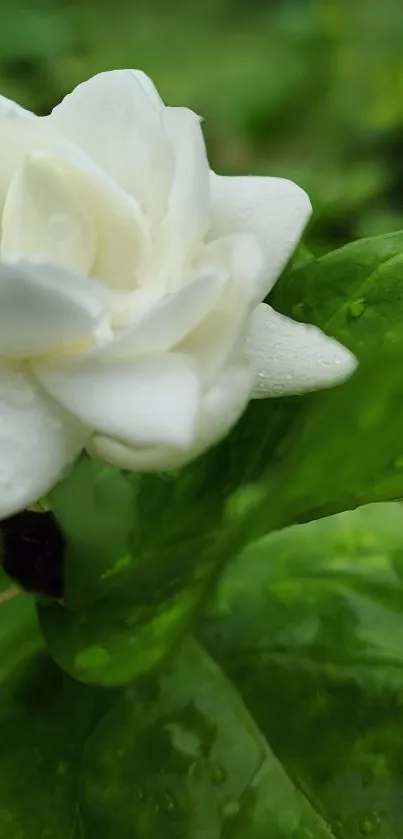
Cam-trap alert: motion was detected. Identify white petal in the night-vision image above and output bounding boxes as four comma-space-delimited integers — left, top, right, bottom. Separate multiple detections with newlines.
209, 174, 312, 300
246, 303, 357, 398
0, 260, 109, 357
129, 70, 165, 110
0, 366, 86, 519
2, 151, 96, 275
88, 362, 253, 471
34, 354, 200, 449
0, 94, 34, 120
192, 362, 253, 456
159, 107, 210, 289
178, 235, 263, 385
2, 146, 148, 290
47, 70, 172, 220
97, 269, 226, 360
88, 435, 181, 472
0, 116, 59, 217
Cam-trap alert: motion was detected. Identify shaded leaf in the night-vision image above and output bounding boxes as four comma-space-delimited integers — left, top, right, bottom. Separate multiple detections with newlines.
81, 639, 333, 838
0, 571, 108, 838
271, 230, 403, 360
49, 459, 138, 609
201, 503, 403, 837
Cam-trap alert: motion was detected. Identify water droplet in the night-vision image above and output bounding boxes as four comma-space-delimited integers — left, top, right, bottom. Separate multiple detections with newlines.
210, 764, 227, 785
223, 800, 240, 818
349, 298, 366, 319
332, 820, 344, 838
333, 354, 343, 366
136, 786, 146, 802
160, 792, 176, 812
359, 811, 381, 835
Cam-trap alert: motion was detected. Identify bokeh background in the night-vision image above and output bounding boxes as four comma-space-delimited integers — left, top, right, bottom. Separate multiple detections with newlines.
2, 0, 403, 254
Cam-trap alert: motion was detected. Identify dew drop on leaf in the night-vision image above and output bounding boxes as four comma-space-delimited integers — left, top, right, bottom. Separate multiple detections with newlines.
136, 786, 146, 801
332, 818, 345, 837
210, 764, 227, 785
359, 811, 381, 835
158, 791, 176, 812
349, 298, 366, 318
361, 771, 374, 788
223, 800, 240, 818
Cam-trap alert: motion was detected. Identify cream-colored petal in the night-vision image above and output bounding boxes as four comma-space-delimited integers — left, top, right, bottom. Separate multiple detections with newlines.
91, 269, 226, 361
2, 146, 149, 290
158, 107, 210, 289
178, 234, 262, 386
0, 116, 60, 216
2, 151, 96, 275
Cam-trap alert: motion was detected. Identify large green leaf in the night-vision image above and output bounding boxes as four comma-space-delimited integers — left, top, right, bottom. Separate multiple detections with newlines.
271, 230, 403, 359
6, 504, 403, 837
39, 458, 226, 686
0, 572, 105, 838
0, 572, 335, 838
48, 459, 138, 610
195, 233, 403, 527
201, 503, 403, 837
231, 340, 403, 533
41, 338, 403, 686
80, 638, 333, 838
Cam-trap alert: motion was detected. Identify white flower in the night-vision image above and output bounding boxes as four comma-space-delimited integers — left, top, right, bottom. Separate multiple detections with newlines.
0, 71, 355, 518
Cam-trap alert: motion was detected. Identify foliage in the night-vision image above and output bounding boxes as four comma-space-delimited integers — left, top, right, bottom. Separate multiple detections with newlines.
1, 0, 403, 836
5, 504, 403, 836
1, 0, 403, 253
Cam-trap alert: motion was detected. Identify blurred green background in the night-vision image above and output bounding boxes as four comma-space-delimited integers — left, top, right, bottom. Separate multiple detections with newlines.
1, 0, 403, 254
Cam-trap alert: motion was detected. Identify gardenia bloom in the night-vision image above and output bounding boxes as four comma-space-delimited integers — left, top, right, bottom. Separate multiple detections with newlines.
0, 70, 355, 518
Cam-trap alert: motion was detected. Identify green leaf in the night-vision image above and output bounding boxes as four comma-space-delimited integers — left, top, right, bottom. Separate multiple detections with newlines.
0, 572, 107, 838
49, 458, 138, 609
187, 235, 403, 529
201, 503, 403, 837
0, 572, 42, 681
80, 638, 333, 838
40, 459, 227, 686
233, 340, 403, 532
41, 339, 403, 686
271, 230, 403, 360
